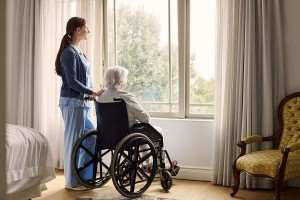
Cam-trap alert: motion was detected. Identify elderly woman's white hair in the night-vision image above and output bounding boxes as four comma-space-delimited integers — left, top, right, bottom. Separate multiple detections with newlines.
104, 66, 128, 89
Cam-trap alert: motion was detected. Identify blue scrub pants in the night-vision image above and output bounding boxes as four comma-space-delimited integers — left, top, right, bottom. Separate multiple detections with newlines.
60, 106, 95, 187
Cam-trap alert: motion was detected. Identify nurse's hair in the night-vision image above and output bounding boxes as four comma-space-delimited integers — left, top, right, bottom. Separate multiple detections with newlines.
104, 66, 128, 90
55, 17, 86, 76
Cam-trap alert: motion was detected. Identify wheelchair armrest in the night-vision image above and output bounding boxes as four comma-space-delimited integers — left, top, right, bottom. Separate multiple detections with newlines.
129, 123, 164, 147
129, 122, 149, 132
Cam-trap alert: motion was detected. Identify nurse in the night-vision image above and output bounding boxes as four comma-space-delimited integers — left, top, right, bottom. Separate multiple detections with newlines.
55, 17, 103, 190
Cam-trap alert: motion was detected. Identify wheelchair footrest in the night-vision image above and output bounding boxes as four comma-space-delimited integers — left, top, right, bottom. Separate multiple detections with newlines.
169, 165, 180, 176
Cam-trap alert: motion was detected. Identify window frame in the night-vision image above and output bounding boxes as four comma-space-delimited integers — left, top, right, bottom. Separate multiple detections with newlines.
102, 0, 215, 119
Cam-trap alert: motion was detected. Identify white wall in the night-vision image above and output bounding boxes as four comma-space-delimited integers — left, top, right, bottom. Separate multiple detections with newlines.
0, 0, 7, 199
151, 118, 213, 181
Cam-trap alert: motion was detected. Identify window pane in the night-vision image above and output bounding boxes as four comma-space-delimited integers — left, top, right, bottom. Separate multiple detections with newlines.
189, 0, 216, 115
107, 0, 116, 67
170, 0, 179, 111
107, 0, 178, 115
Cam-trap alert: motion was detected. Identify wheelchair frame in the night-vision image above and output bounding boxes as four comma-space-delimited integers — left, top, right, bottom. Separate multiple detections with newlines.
71, 98, 179, 198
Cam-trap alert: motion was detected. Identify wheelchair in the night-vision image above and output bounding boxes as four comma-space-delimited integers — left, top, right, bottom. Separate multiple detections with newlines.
71, 98, 180, 198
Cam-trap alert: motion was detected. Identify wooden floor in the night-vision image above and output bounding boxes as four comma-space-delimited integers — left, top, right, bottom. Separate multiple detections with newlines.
33, 170, 300, 200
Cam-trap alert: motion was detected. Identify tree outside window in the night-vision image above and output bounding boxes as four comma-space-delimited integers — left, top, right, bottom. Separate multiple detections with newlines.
107, 0, 215, 118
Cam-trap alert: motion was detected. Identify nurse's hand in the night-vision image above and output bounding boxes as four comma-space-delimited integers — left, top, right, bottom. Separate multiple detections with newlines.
92, 89, 105, 97
88, 95, 96, 101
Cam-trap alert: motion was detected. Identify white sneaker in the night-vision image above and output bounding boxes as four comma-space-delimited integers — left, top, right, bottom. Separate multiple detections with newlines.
65, 185, 91, 191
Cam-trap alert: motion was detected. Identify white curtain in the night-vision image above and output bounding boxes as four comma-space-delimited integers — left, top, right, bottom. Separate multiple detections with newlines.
6, 0, 103, 169
6, 0, 36, 126
212, 0, 285, 189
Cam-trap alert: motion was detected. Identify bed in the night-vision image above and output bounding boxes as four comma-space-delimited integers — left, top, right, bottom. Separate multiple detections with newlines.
6, 124, 56, 200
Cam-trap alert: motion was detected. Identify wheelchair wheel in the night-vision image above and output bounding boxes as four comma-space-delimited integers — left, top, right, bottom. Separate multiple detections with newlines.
161, 170, 172, 191
111, 133, 157, 198
72, 129, 112, 188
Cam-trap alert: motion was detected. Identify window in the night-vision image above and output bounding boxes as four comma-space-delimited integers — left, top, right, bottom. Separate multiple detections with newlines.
188, 0, 216, 118
105, 0, 216, 119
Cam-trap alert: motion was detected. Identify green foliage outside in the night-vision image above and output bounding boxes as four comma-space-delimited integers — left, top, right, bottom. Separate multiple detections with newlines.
113, 4, 214, 113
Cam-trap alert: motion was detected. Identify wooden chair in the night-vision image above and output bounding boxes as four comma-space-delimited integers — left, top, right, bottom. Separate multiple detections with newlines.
230, 92, 300, 200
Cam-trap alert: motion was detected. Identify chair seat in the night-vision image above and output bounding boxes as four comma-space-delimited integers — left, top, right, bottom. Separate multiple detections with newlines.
236, 149, 300, 181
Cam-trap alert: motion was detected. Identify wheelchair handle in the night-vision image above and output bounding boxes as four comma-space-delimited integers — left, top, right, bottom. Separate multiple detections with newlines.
113, 97, 126, 103
84, 96, 96, 101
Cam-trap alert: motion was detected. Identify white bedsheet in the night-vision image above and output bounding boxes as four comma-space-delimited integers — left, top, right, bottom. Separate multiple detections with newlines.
6, 124, 56, 200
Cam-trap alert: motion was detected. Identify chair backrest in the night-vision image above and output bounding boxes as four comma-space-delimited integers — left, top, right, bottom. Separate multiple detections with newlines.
278, 92, 300, 150
94, 98, 129, 150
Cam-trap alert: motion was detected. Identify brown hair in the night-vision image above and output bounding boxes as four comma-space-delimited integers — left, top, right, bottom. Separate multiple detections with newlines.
55, 17, 86, 76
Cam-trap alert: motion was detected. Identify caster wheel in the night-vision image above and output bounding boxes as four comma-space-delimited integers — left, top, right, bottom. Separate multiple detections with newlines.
161, 170, 172, 191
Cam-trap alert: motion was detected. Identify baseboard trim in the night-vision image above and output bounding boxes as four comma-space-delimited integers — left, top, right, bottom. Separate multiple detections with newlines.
172, 166, 212, 181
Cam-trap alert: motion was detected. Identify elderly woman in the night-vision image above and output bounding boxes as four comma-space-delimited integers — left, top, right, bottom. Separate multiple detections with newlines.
97, 66, 177, 171
97, 66, 154, 129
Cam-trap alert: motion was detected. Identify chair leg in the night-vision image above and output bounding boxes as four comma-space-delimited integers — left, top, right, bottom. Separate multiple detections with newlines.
273, 148, 289, 200
273, 176, 284, 200
230, 164, 241, 197
273, 183, 282, 200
